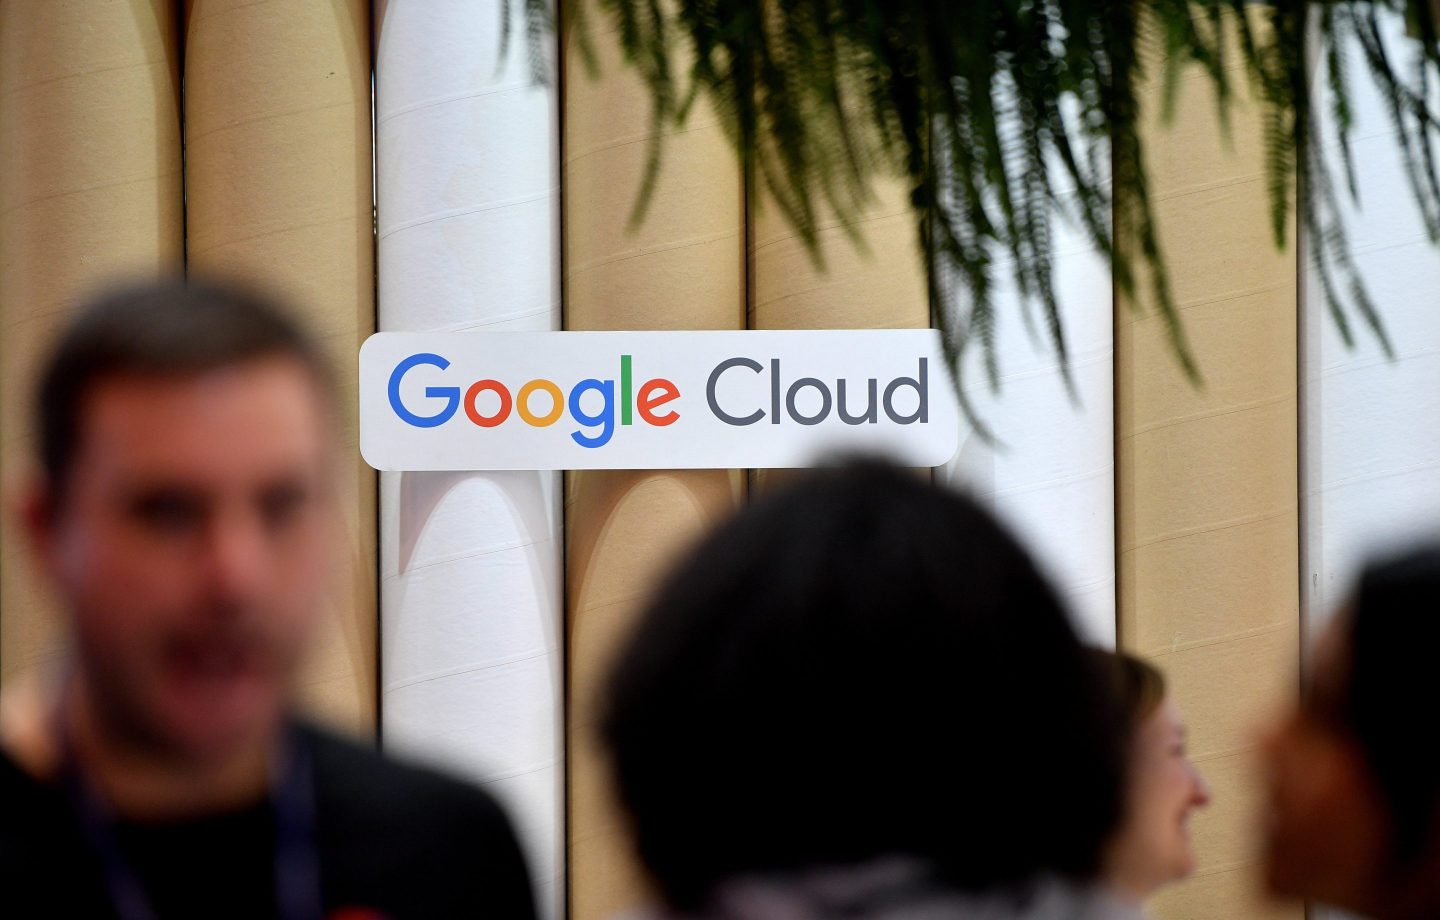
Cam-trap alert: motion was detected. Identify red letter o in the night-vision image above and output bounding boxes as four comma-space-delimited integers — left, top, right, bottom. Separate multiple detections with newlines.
465, 379, 512, 427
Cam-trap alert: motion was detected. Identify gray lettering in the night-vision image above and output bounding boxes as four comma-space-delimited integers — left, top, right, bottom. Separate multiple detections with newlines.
707, 357, 765, 425
883, 358, 928, 425
836, 378, 878, 425
786, 378, 833, 425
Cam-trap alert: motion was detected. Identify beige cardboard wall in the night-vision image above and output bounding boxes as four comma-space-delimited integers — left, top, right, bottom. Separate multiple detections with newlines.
563, 8, 746, 918
0, 0, 184, 683
183, 0, 376, 733
1116, 36, 1302, 920
750, 175, 928, 331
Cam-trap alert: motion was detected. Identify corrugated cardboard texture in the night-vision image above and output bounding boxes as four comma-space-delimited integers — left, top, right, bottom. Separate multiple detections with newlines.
564, 470, 743, 918
1116, 35, 1302, 920
183, 0, 376, 734
750, 174, 928, 331
0, 0, 183, 683
563, 7, 746, 917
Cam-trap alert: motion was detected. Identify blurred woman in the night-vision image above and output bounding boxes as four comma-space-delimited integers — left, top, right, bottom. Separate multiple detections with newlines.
1102, 654, 1211, 905
1262, 544, 1440, 919
599, 460, 1141, 920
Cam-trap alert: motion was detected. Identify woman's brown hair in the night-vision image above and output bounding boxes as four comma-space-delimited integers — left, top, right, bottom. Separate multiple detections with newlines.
1112, 652, 1166, 727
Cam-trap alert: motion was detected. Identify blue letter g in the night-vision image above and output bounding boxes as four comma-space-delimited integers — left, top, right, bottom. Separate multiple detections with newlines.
389, 353, 460, 428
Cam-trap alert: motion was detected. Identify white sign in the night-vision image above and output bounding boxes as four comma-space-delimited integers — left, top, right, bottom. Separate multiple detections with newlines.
360, 330, 960, 471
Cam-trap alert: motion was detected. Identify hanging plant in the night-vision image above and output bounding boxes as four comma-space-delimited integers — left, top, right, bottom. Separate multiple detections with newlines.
552, 1, 1440, 399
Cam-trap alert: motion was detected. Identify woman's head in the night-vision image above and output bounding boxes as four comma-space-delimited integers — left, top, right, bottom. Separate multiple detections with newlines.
1102, 653, 1210, 902
1113, 654, 1166, 727
1262, 544, 1440, 917
600, 460, 1127, 911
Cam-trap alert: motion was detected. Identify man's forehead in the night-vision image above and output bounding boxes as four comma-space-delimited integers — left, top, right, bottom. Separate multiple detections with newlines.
73, 358, 331, 481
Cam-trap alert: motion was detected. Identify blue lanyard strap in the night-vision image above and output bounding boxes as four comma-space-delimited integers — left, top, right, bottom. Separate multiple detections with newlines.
57, 721, 325, 920
272, 731, 325, 920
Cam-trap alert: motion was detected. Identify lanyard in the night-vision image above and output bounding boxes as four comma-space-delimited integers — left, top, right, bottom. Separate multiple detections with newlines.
56, 719, 325, 920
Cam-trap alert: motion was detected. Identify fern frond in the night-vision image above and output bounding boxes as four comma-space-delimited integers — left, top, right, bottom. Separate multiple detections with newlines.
531, 0, 1440, 387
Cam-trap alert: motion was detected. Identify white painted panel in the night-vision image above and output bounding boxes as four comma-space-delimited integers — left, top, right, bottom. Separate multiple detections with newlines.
942, 187, 1116, 646
374, 3, 563, 916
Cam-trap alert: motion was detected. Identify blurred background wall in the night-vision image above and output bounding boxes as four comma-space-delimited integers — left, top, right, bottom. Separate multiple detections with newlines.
560, 7, 746, 918
1, 3, 1437, 920
1117, 27, 1300, 919
183, 0, 377, 734
0, 0, 184, 687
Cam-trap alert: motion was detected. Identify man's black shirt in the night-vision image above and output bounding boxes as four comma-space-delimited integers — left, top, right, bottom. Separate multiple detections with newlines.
0, 723, 537, 920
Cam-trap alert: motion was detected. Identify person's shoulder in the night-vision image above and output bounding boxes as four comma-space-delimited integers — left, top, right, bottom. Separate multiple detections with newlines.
301, 722, 512, 832
299, 722, 537, 919
0, 740, 52, 822
0, 676, 69, 834
0, 672, 61, 782
0, 691, 106, 914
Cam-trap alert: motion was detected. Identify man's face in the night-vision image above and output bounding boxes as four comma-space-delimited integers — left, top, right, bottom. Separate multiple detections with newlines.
34, 356, 337, 763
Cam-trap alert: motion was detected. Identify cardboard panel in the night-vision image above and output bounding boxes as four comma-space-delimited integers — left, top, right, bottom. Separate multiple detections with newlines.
750, 175, 927, 332
0, 0, 183, 682
183, 0, 376, 732
1116, 25, 1302, 919
562, 7, 746, 918
565, 469, 743, 919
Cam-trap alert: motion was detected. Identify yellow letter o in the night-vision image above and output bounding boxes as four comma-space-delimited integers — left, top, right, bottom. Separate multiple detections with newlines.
517, 379, 564, 426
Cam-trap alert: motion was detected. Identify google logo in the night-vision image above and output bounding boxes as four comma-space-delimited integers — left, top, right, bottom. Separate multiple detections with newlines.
389, 351, 931, 451
362, 331, 957, 472
389, 353, 677, 449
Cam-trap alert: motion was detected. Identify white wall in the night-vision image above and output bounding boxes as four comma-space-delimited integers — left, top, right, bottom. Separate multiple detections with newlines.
941, 160, 1116, 647
374, 3, 564, 917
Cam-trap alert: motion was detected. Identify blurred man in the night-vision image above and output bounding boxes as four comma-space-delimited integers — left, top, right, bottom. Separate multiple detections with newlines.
1262, 545, 1440, 919
0, 279, 535, 919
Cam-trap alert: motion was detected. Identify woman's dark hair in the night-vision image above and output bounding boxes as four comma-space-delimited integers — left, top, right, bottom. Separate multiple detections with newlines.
600, 460, 1127, 910
1111, 652, 1167, 730
1346, 544, 1440, 869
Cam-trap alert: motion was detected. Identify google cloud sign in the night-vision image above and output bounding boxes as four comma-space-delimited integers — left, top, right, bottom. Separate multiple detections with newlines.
360, 330, 960, 471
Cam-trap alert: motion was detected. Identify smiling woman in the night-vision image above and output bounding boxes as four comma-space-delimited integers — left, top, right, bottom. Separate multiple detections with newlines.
1101, 653, 1212, 908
